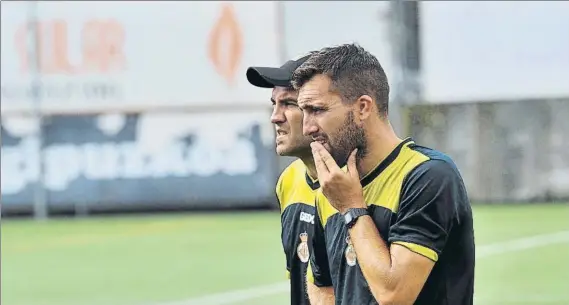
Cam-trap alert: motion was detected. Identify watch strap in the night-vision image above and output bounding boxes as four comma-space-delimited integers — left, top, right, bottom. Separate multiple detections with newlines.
344, 208, 369, 228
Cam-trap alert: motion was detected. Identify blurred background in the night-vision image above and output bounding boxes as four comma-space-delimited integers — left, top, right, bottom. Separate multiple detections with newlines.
1, 1, 568, 305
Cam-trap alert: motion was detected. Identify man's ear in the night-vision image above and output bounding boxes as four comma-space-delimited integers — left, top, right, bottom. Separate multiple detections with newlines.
356, 95, 374, 121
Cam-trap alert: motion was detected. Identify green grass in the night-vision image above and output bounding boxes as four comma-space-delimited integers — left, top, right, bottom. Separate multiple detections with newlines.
2, 204, 569, 305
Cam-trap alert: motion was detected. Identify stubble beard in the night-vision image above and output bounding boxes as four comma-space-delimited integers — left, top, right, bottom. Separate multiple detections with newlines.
327, 111, 367, 168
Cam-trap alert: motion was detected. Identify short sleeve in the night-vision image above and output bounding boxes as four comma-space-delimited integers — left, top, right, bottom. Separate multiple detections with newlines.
389, 160, 463, 262
307, 196, 333, 287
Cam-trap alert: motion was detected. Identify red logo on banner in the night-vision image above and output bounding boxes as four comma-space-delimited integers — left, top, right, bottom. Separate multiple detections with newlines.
15, 19, 126, 75
208, 3, 243, 86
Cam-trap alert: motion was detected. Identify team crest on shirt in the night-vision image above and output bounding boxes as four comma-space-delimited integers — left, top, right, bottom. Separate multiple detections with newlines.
345, 236, 357, 266
297, 232, 310, 263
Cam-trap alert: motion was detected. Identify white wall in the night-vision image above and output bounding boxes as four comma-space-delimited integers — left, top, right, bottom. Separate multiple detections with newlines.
282, 1, 396, 99
420, 1, 569, 103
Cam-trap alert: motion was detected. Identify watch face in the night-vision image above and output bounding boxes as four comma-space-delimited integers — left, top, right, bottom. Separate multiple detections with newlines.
344, 213, 353, 225
345, 209, 368, 228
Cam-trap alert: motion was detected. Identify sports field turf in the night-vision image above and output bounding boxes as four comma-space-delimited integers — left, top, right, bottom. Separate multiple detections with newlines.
2, 203, 569, 305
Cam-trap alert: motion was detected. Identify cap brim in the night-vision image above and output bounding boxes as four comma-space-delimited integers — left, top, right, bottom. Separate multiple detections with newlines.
246, 66, 292, 88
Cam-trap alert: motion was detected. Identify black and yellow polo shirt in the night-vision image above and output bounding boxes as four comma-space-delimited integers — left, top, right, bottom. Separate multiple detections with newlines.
276, 159, 319, 305
308, 138, 475, 305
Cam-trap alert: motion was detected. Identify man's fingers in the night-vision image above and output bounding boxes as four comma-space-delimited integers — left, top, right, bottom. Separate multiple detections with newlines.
312, 144, 329, 179
347, 149, 358, 178
311, 142, 341, 172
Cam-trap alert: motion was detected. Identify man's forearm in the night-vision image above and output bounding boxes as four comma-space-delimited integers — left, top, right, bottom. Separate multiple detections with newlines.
348, 215, 401, 304
306, 281, 335, 305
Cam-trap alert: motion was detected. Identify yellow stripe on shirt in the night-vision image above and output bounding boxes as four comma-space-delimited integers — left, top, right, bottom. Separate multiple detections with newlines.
393, 241, 439, 262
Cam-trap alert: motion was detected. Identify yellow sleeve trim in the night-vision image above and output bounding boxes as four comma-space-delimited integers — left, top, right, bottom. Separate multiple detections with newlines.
306, 263, 315, 284
393, 241, 439, 262
286, 270, 290, 279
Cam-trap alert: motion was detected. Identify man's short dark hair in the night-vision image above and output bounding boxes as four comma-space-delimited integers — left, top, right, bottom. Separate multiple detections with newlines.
291, 43, 390, 116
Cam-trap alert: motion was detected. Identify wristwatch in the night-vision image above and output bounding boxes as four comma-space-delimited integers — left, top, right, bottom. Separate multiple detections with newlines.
343, 208, 369, 229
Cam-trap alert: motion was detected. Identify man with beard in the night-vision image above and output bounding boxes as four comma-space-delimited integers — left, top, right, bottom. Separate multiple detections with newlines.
246, 53, 318, 305
291, 44, 475, 305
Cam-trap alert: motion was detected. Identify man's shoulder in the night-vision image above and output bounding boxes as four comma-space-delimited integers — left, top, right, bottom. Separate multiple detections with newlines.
277, 159, 317, 211
401, 145, 468, 206
406, 144, 462, 182
277, 159, 306, 188
407, 144, 460, 173
279, 159, 306, 180
276, 160, 302, 208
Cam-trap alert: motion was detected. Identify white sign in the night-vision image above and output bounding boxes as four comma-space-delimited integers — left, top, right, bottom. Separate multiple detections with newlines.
420, 2, 569, 103
1, 112, 273, 195
0, 1, 280, 113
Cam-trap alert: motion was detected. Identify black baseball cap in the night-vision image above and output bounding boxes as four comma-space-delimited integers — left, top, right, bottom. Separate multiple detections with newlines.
246, 54, 311, 88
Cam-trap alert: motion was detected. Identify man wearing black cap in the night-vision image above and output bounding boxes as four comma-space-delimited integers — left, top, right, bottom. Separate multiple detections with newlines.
247, 53, 317, 305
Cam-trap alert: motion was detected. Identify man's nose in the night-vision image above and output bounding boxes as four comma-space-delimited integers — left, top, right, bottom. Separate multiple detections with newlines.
303, 116, 318, 136
271, 106, 285, 124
